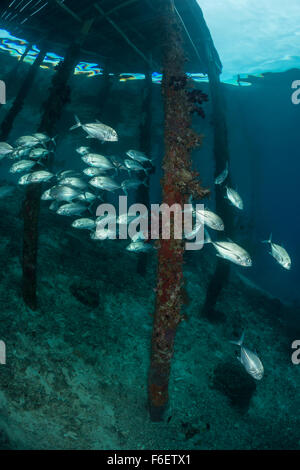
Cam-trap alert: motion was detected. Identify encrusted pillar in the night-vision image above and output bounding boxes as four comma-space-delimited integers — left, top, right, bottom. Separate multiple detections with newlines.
148, 1, 209, 421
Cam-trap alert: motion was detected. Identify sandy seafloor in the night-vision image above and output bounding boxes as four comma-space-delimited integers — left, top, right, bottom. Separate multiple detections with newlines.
0, 188, 299, 450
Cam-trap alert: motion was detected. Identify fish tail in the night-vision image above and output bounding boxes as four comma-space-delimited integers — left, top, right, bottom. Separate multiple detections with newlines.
70, 115, 81, 131
262, 232, 272, 244
203, 229, 212, 244
230, 331, 245, 347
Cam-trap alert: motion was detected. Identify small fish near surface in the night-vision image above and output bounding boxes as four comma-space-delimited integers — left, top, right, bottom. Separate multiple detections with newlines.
215, 162, 228, 185
230, 331, 264, 380
225, 186, 244, 210
70, 115, 118, 142
204, 230, 252, 267
18, 170, 54, 185
89, 176, 120, 192
262, 233, 291, 270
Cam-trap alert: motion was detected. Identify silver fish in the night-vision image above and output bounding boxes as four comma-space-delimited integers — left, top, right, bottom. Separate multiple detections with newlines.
204, 231, 252, 267
89, 176, 120, 192
124, 159, 148, 174
0, 142, 13, 157
83, 167, 106, 177
76, 146, 90, 156
71, 218, 96, 230
194, 208, 224, 231
225, 186, 243, 210
41, 188, 54, 201
70, 115, 118, 142
15, 135, 40, 148
82, 153, 114, 170
32, 133, 54, 145
18, 170, 54, 185
77, 191, 97, 203
215, 162, 228, 185
10, 159, 36, 174
230, 332, 264, 380
8, 146, 31, 160
29, 147, 49, 159
58, 177, 87, 190
110, 155, 127, 171
126, 241, 152, 253
262, 233, 291, 270
57, 170, 81, 180
117, 214, 138, 225
50, 185, 82, 202
56, 202, 88, 217
126, 149, 152, 164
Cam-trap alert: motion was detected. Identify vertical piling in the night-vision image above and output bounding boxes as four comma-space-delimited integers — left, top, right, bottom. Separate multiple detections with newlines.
22, 40, 82, 310
201, 52, 234, 319
148, 2, 209, 421
137, 69, 152, 276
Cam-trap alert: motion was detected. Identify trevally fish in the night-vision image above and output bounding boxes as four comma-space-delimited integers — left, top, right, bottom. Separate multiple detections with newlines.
89, 176, 120, 192
71, 218, 96, 230
230, 331, 264, 380
215, 162, 228, 185
204, 231, 252, 267
0, 142, 13, 158
32, 133, 55, 145
124, 159, 148, 174
117, 214, 139, 225
82, 153, 115, 170
83, 167, 106, 177
126, 241, 153, 253
41, 188, 54, 201
15, 135, 41, 148
29, 147, 50, 159
110, 155, 127, 171
225, 186, 243, 210
8, 146, 31, 160
0, 185, 15, 198
50, 185, 82, 202
76, 146, 90, 156
70, 115, 118, 142
121, 178, 148, 195
57, 170, 81, 180
58, 177, 87, 190
18, 170, 54, 185
262, 233, 291, 270
126, 149, 152, 164
194, 208, 224, 231
56, 202, 89, 217
77, 191, 97, 203
10, 159, 36, 174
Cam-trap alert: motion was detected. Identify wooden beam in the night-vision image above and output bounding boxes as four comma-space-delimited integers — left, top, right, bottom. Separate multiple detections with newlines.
94, 2, 153, 69
54, 0, 82, 23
